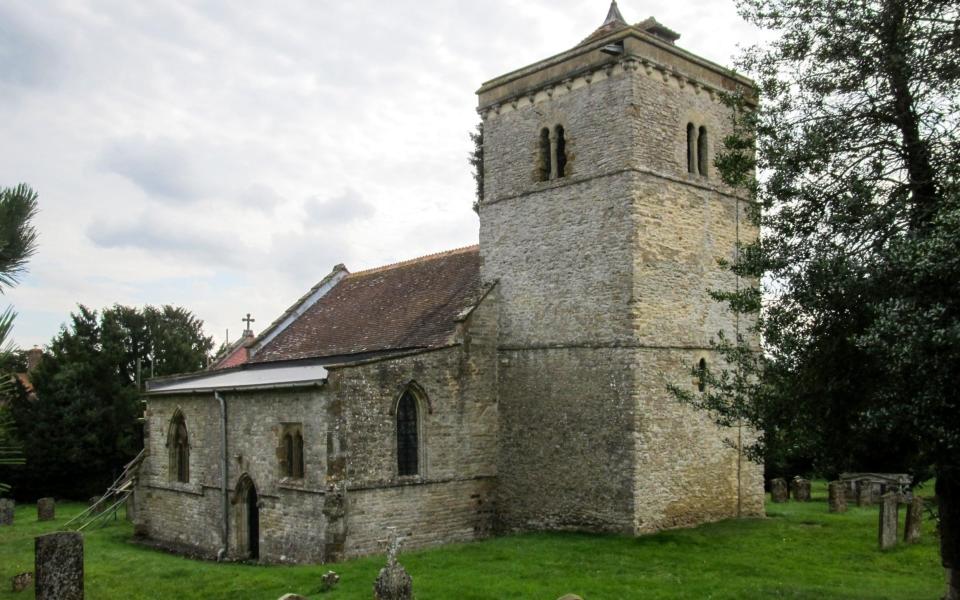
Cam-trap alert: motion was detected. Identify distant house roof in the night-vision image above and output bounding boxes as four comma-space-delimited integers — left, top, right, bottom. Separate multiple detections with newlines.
250, 245, 484, 364
210, 331, 257, 371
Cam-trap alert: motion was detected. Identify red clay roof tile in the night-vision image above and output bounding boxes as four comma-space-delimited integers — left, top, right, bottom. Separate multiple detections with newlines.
250, 245, 482, 363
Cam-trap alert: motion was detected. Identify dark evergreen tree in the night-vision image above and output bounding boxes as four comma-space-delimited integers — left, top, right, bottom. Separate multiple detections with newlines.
668, 0, 960, 595
9, 304, 213, 499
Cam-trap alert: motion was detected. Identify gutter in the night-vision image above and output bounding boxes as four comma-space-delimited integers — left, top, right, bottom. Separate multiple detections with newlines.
145, 380, 327, 397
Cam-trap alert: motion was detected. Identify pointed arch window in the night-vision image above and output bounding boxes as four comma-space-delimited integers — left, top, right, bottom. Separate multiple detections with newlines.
687, 123, 697, 174
396, 390, 419, 476
539, 128, 552, 182
168, 412, 189, 483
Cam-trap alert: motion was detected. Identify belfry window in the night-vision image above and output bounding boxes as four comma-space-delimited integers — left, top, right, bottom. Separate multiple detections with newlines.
539, 128, 552, 182
537, 124, 569, 181
686, 123, 697, 174
168, 412, 189, 483
396, 390, 419, 476
698, 126, 709, 177
555, 125, 567, 178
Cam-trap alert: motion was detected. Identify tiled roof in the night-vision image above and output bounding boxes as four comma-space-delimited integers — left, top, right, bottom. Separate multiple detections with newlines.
250, 246, 483, 364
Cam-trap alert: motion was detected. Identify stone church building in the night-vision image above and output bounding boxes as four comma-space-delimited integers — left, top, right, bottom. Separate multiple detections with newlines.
135, 3, 765, 563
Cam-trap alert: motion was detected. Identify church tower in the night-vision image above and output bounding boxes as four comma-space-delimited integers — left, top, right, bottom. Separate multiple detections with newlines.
478, 2, 765, 533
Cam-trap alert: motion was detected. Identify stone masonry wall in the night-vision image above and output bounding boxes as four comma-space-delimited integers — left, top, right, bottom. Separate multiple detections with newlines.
480, 35, 762, 534
137, 387, 330, 563
326, 287, 499, 558
495, 347, 636, 533
633, 349, 765, 533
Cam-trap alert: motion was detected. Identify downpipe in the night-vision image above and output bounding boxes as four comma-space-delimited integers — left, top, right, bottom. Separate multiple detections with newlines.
215, 391, 229, 561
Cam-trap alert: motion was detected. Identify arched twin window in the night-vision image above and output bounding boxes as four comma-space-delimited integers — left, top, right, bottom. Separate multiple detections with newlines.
281, 425, 304, 479
168, 411, 190, 483
686, 123, 709, 177
538, 125, 568, 182
396, 389, 420, 476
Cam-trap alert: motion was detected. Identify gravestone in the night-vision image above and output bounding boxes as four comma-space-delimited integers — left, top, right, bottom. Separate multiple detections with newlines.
904, 496, 923, 544
878, 492, 899, 550
791, 477, 812, 502
557, 596, 584, 600
374, 528, 413, 600
35, 532, 83, 600
770, 478, 788, 503
828, 481, 847, 513
277, 595, 307, 600
11, 572, 33, 593
0, 498, 14, 525
88, 497, 104, 515
320, 571, 340, 592
857, 482, 880, 507
37, 498, 55, 522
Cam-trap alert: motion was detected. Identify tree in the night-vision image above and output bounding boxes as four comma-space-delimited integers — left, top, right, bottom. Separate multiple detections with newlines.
0, 183, 38, 495
468, 122, 484, 214
0, 184, 39, 292
670, 0, 960, 595
8, 304, 214, 499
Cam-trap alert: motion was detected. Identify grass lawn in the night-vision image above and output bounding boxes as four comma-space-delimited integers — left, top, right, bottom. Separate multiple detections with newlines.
0, 482, 944, 599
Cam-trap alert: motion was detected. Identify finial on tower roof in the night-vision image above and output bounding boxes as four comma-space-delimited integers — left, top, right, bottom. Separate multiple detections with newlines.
603, 1, 627, 27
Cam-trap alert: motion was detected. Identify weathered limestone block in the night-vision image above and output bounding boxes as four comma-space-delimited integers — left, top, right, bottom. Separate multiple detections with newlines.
791, 477, 811, 502
828, 481, 847, 513
11, 572, 33, 593
770, 478, 788, 503
558, 595, 584, 600
904, 496, 923, 544
35, 532, 83, 600
878, 492, 899, 550
0, 498, 14, 525
277, 595, 306, 600
37, 498, 55, 522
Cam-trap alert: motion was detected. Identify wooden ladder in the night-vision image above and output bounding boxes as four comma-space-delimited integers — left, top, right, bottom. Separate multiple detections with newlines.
65, 449, 145, 531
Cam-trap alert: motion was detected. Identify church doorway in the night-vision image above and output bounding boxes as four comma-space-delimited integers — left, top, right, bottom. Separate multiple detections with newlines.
235, 474, 260, 560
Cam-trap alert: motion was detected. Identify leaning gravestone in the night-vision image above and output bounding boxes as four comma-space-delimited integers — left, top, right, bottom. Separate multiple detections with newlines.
878, 492, 899, 550
791, 477, 812, 502
904, 496, 923, 544
770, 478, 789, 503
37, 498, 55, 522
828, 481, 847, 513
374, 529, 413, 600
0, 498, 14, 525
35, 532, 83, 600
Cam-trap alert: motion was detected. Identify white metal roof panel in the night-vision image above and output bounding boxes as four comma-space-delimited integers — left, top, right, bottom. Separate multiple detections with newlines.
146, 364, 328, 394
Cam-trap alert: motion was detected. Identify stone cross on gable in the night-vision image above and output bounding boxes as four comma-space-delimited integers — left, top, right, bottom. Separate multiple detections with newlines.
242, 313, 255, 334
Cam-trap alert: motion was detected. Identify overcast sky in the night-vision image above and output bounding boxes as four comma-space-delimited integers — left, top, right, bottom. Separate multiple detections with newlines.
0, 0, 763, 350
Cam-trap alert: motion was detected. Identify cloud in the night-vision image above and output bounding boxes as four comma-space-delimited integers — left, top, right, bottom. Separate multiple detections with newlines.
86, 213, 240, 268
97, 136, 212, 202
303, 189, 375, 227
0, 5, 62, 90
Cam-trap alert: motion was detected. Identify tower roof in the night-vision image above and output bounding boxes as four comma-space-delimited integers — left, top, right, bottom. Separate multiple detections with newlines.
581, 1, 630, 45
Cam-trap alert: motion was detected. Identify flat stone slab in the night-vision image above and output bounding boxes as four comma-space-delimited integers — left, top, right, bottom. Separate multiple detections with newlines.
35, 532, 83, 600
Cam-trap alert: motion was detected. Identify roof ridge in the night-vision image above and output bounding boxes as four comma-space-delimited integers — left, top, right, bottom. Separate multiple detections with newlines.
348, 244, 480, 277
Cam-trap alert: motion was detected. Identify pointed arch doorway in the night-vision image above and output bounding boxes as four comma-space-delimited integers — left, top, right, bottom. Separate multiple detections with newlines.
235, 475, 260, 560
